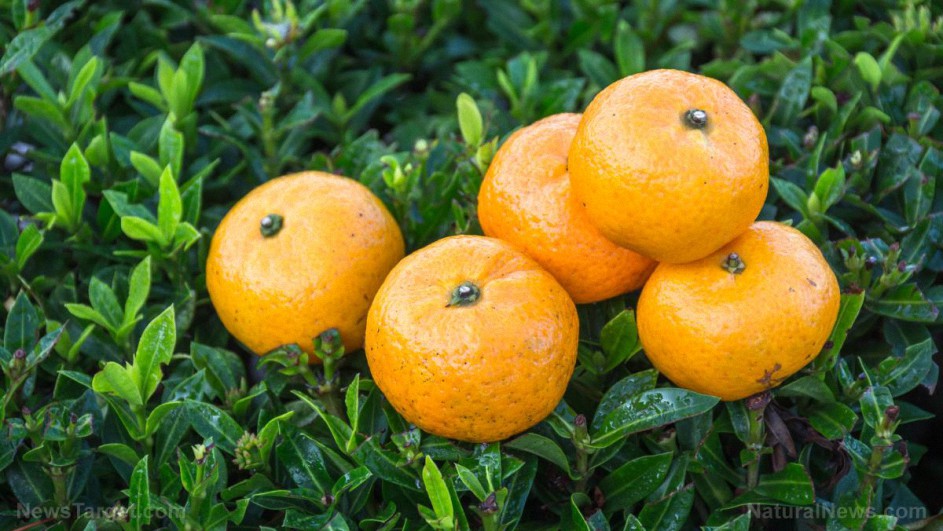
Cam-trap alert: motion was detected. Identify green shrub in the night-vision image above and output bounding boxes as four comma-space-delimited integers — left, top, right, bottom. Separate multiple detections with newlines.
1, 0, 941, 529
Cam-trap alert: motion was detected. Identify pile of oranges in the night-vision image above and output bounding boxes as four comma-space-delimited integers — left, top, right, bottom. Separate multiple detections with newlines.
206, 70, 840, 443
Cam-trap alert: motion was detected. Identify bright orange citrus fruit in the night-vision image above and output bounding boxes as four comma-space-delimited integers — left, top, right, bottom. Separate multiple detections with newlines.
206, 171, 404, 358
637, 221, 840, 401
365, 235, 579, 442
569, 69, 769, 264
478, 113, 657, 303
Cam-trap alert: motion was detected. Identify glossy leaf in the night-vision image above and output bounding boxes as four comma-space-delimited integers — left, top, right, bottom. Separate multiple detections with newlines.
598, 452, 673, 510
129, 455, 151, 530
592, 388, 719, 448
186, 400, 244, 454
600, 309, 643, 371
867, 284, 940, 323
592, 369, 658, 431
505, 433, 572, 477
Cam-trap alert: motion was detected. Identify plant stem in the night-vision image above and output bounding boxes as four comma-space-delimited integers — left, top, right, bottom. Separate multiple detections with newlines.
320, 388, 346, 420
48, 466, 70, 508
574, 446, 590, 493
260, 90, 278, 177
860, 442, 887, 493
133, 404, 153, 453
572, 414, 591, 493
745, 395, 769, 490
481, 512, 500, 531
0, 374, 28, 423
746, 457, 761, 490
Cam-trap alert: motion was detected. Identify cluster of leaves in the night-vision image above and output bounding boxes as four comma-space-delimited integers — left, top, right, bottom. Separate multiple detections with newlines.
1, 0, 942, 529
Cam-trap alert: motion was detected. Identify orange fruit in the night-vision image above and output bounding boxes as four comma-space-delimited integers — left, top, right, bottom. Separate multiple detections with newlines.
569, 69, 769, 264
365, 235, 579, 442
478, 113, 657, 303
206, 171, 404, 357
636, 221, 840, 401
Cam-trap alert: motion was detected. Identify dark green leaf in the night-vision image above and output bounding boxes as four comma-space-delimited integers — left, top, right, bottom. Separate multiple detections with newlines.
499, 456, 537, 529
592, 369, 658, 431
704, 512, 750, 531
592, 388, 719, 448
186, 400, 244, 454
578, 49, 618, 88
815, 292, 864, 372
880, 338, 937, 396
771, 56, 812, 125
346, 74, 412, 120
876, 134, 923, 200
867, 284, 939, 323
562, 494, 593, 531
638, 484, 694, 531
807, 401, 858, 439
0, 1, 83, 74
505, 433, 572, 477
600, 310, 643, 371
351, 439, 420, 491
771, 178, 810, 216
776, 375, 834, 401
727, 463, 815, 507
598, 452, 673, 510
12, 173, 54, 214
276, 427, 333, 495
190, 342, 243, 398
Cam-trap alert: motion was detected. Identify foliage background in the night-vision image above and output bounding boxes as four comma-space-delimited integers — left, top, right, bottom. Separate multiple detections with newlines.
1, 0, 942, 529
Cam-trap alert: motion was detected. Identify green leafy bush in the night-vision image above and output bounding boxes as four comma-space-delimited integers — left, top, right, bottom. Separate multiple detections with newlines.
1, 0, 941, 529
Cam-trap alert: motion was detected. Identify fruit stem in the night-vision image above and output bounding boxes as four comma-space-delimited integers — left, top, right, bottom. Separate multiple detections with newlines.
260, 214, 284, 237
722, 252, 746, 274
447, 280, 481, 307
684, 109, 709, 129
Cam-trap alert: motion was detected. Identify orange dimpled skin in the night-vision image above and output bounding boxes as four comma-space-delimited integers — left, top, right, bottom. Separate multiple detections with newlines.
478, 113, 657, 304
637, 222, 840, 401
569, 69, 769, 264
365, 236, 579, 443
206, 171, 405, 357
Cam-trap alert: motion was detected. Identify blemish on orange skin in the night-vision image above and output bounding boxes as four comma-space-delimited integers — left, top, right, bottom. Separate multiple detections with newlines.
637, 222, 840, 401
